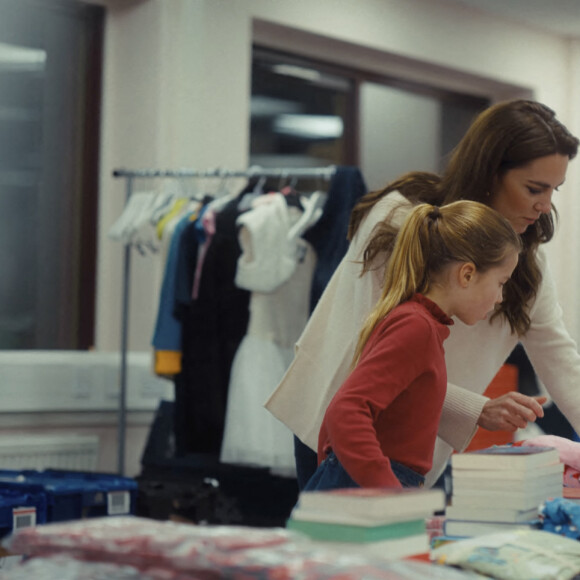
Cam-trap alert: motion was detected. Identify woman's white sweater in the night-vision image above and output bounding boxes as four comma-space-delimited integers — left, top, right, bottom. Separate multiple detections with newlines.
265, 191, 580, 487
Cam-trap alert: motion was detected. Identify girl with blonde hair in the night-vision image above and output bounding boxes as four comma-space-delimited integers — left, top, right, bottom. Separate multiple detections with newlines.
305, 201, 521, 490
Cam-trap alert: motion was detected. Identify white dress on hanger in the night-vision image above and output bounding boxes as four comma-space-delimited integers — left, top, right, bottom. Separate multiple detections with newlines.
220, 192, 323, 477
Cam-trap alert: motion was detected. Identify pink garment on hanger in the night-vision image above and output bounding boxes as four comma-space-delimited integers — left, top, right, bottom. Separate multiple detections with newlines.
192, 208, 217, 300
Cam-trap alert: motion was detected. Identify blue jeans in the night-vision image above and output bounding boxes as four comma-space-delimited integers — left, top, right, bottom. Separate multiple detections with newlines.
303, 451, 425, 491
294, 435, 319, 491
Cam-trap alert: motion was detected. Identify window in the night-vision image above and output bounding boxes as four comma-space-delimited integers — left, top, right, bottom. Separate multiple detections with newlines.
251, 48, 356, 170
0, 0, 103, 349
250, 47, 490, 192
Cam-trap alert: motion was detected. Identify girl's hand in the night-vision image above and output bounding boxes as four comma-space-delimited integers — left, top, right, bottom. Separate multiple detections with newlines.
477, 393, 547, 431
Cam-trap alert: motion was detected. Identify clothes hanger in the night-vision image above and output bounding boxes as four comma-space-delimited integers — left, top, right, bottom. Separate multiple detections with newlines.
238, 175, 267, 212
280, 174, 304, 210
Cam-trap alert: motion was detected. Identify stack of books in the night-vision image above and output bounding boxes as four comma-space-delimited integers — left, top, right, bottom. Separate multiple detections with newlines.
287, 487, 446, 560
563, 486, 580, 504
444, 445, 563, 538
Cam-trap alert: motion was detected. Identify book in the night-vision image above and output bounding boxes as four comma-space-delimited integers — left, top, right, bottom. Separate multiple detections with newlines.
444, 504, 540, 524
289, 505, 433, 527
296, 487, 446, 525
563, 487, 580, 499
561, 488, 580, 505
307, 533, 430, 561
443, 518, 541, 538
451, 471, 563, 494
451, 484, 562, 510
286, 516, 426, 542
451, 445, 560, 471
451, 461, 563, 480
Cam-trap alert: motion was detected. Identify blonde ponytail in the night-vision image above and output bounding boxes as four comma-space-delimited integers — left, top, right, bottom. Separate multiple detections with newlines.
351, 200, 521, 367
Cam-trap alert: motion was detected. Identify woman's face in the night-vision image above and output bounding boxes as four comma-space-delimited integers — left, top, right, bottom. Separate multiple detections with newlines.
489, 154, 569, 234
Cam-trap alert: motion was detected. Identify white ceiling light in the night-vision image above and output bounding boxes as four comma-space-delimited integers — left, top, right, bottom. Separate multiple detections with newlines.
0, 42, 46, 71
251, 96, 304, 117
271, 64, 322, 82
273, 114, 344, 139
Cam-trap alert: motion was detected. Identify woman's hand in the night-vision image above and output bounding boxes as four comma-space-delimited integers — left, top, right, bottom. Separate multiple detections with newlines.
477, 393, 547, 431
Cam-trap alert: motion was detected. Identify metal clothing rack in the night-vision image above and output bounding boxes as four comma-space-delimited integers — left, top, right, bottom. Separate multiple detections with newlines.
111, 165, 336, 475
112, 165, 336, 180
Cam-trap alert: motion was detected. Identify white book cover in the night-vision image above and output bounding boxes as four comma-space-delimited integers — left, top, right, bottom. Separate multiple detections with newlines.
289, 506, 430, 527
443, 518, 540, 538
444, 504, 539, 523
452, 472, 562, 493
297, 487, 445, 524
451, 461, 563, 480
451, 485, 562, 510
451, 446, 560, 471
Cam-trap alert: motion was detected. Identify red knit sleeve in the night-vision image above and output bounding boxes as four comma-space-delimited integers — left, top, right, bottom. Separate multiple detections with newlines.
322, 311, 438, 487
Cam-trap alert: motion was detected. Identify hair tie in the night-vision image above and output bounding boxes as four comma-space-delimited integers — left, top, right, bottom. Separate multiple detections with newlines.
428, 206, 441, 220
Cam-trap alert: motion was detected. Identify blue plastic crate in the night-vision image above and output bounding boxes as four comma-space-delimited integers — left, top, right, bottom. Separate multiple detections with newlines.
0, 469, 137, 523
0, 481, 47, 537
41, 469, 138, 519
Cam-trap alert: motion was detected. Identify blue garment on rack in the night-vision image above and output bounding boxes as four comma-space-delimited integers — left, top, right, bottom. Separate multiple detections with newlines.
302, 166, 367, 313
151, 212, 197, 354
174, 205, 209, 313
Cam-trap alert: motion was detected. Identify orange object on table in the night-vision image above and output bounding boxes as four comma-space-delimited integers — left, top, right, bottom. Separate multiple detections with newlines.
464, 363, 518, 452
405, 552, 431, 562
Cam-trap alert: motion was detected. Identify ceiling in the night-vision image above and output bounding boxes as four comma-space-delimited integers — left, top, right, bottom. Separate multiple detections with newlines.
450, 0, 580, 39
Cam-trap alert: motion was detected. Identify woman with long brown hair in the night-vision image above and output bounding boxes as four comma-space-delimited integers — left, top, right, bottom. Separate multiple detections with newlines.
266, 99, 580, 490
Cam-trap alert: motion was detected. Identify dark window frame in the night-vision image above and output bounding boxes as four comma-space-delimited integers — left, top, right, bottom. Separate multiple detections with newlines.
251, 45, 490, 172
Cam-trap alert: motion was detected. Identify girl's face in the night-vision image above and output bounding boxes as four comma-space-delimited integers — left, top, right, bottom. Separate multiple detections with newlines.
453, 249, 519, 326
489, 154, 569, 234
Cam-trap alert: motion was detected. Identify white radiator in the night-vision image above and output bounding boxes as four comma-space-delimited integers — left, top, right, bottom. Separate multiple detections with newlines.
0, 434, 99, 471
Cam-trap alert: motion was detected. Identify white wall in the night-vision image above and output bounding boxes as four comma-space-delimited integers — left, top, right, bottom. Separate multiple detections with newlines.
94, 0, 580, 353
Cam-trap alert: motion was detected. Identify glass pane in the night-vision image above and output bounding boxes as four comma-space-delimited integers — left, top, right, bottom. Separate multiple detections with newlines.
360, 84, 441, 191
250, 50, 354, 172
0, 0, 102, 349
0, 43, 45, 348
360, 82, 489, 191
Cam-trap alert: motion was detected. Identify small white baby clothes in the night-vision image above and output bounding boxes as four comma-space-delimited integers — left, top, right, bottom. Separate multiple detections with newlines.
234, 192, 323, 293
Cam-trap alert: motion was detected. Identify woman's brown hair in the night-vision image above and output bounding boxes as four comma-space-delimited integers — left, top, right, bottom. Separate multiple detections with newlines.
349, 99, 579, 336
